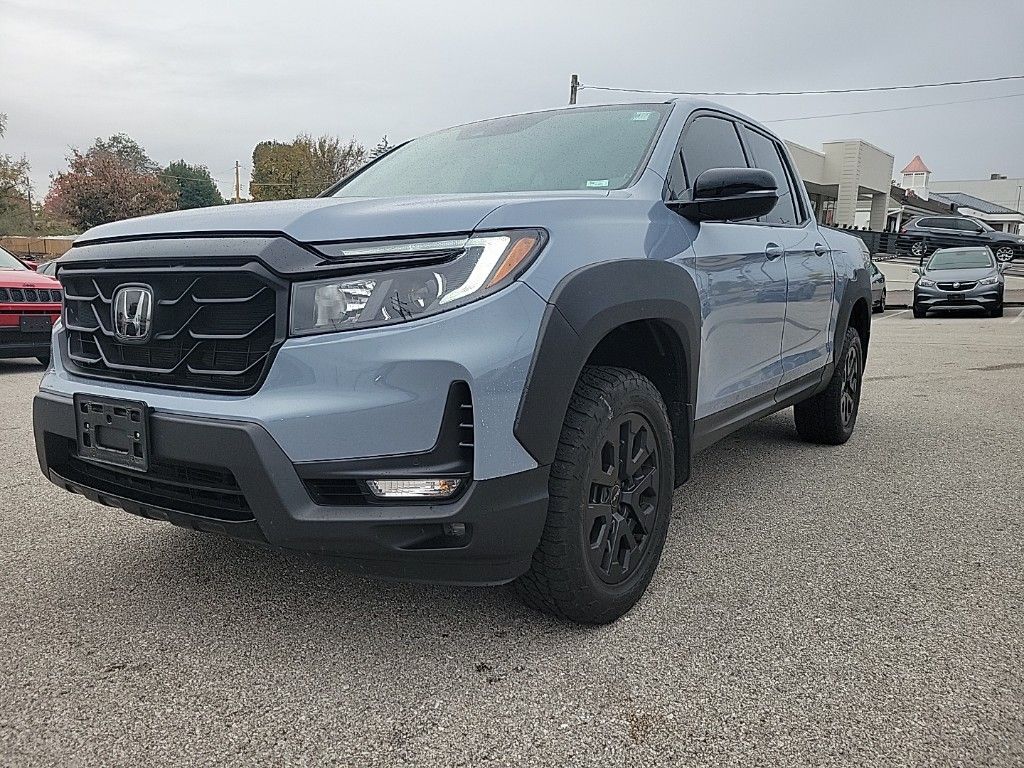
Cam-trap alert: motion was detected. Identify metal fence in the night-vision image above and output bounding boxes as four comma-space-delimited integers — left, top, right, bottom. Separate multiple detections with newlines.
0, 236, 76, 259
823, 228, 898, 257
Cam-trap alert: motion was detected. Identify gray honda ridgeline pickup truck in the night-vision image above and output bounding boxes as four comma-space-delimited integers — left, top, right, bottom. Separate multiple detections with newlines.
34, 100, 871, 623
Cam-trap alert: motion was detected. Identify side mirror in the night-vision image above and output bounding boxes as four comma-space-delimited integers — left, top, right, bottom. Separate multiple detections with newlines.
998, 262, 1008, 274
912, 266, 923, 275
670, 167, 778, 223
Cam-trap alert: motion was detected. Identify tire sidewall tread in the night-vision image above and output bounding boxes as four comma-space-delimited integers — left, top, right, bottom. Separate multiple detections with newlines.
515, 366, 675, 624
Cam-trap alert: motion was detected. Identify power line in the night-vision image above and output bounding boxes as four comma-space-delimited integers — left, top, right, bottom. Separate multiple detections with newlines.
578, 73, 1024, 97
764, 90, 1024, 123
157, 171, 224, 183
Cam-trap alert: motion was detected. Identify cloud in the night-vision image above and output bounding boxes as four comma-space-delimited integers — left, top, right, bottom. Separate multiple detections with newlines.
2, 0, 1023, 200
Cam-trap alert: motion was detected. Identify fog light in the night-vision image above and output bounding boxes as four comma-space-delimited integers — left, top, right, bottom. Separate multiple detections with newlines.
365, 478, 463, 499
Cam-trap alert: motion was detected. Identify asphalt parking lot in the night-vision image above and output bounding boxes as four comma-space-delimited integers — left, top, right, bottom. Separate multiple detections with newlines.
2, 309, 1023, 767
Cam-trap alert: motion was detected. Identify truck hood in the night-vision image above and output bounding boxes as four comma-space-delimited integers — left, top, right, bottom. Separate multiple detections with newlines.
73, 191, 609, 246
0, 268, 61, 289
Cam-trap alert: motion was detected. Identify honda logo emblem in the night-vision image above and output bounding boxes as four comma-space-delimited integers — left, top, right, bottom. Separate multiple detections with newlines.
112, 285, 154, 342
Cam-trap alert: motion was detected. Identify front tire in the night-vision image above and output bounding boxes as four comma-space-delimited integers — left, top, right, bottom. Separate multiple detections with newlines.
514, 366, 674, 624
36, 354, 51, 367
990, 304, 1004, 318
910, 241, 927, 258
913, 303, 927, 319
793, 327, 864, 445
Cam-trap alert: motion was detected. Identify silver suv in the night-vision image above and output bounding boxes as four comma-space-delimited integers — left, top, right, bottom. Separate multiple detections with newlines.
912, 246, 1006, 318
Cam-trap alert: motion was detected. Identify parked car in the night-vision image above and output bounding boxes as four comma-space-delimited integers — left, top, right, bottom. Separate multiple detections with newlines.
33, 100, 872, 623
36, 259, 60, 277
896, 215, 1024, 263
912, 246, 1005, 318
870, 261, 886, 313
0, 244, 63, 365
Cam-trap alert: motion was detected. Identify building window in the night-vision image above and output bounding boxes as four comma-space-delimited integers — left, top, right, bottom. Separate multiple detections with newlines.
820, 199, 836, 226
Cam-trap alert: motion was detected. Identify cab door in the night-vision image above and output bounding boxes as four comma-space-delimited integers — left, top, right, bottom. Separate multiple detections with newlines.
677, 115, 788, 418
736, 125, 836, 385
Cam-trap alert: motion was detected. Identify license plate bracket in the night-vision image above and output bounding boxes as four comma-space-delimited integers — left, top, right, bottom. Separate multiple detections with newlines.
946, 292, 965, 302
74, 395, 150, 472
20, 315, 52, 333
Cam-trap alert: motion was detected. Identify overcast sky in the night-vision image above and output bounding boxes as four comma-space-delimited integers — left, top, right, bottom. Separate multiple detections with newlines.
3, 0, 1023, 201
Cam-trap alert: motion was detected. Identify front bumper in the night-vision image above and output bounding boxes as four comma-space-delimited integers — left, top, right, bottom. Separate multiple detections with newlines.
41, 280, 546, 481
34, 391, 550, 585
0, 309, 60, 359
914, 284, 1003, 310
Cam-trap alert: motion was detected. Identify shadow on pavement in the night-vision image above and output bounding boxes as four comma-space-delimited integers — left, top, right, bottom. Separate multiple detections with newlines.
0, 358, 46, 374
64, 413, 805, 642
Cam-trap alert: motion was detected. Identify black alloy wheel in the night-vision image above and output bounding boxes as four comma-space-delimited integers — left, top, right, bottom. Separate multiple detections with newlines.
793, 326, 864, 445
839, 342, 861, 429
586, 412, 660, 584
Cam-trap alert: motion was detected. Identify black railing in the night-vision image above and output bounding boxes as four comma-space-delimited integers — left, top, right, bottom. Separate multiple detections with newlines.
823, 227, 899, 257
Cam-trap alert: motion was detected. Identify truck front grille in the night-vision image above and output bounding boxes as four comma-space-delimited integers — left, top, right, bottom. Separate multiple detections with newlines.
0, 287, 62, 303
59, 262, 288, 394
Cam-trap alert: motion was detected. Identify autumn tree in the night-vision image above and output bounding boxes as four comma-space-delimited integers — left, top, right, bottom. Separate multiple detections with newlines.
160, 160, 224, 210
250, 134, 367, 201
44, 134, 176, 230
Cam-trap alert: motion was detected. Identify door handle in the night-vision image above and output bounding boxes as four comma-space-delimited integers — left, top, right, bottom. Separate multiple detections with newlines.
814, 242, 829, 256
765, 243, 785, 260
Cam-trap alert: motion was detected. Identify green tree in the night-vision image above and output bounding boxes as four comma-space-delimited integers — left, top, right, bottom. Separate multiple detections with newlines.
250, 140, 305, 201
369, 135, 393, 160
93, 133, 159, 174
0, 154, 32, 235
250, 134, 367, 201
0, 113, 35, 235
44, 134, 176, 230
160, 160, 224, 209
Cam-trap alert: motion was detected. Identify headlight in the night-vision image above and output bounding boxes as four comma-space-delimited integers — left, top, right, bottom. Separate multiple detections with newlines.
290, 229, 545, 335
918, 278, 936, 287
978, 276, 1000, 286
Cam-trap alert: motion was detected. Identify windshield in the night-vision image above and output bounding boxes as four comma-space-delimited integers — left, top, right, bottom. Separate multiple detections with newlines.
332, 104, 672, 197
0, 246, 28, 271
972, 218, 995, 232
927, 247, 994, 270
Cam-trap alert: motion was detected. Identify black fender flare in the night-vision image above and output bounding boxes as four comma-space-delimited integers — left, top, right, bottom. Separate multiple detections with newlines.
831, 263, 872, 373
514, 259, 701, 485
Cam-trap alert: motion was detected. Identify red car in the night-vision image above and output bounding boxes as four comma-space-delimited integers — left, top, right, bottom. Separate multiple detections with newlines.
1, 245, 62, 365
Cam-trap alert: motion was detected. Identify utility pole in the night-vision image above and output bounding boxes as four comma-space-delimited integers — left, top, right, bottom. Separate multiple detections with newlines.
234, 161, 241, 203
24, 173, 35, 231
569, 73, 579, 105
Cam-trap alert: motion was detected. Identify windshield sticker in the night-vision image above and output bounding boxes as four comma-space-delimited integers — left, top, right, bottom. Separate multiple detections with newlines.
586, 179, 609, 188
632, 111, 655, 121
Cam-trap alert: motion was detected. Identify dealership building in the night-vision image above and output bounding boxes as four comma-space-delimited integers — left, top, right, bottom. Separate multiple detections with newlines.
784, 139, 1024, 234
785, 139, 894, 230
